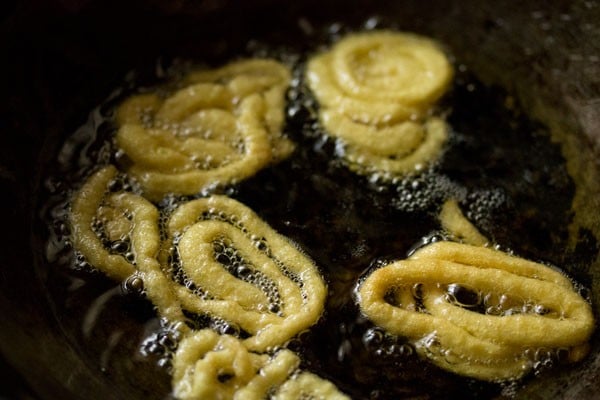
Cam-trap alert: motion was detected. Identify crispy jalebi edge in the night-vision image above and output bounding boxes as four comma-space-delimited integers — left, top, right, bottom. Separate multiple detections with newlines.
340, 117, 448, 178
70, 165, 137, 281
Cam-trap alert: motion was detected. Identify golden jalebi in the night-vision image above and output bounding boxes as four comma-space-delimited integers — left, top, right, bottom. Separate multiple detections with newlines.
70, 166, 343, 398
358, 240, 594, 381
307, 31, 453, 179
115, 59, 293, 200
69, 31, 596, 395
70, 164, 163, 286
172, 329, 349, 400
162, 194, 327, 352
71, 165, 189, 323
172, 329, 266, 400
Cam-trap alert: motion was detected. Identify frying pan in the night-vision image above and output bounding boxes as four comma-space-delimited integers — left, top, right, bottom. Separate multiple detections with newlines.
1, 0, 599, 398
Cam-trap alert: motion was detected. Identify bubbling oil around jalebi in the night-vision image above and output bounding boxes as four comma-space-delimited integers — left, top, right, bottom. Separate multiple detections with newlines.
41, 19, 598, 400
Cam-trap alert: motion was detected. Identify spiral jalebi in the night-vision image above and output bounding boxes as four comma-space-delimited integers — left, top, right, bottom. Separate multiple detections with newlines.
307, 31, 453, 179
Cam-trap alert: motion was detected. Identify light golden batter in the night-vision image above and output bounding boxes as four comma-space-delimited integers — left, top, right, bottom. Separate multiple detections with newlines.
70, 167, 342, 398
307, 31, 453, 179
163, 195, 327, 352
71, 165, 190, 324
70, 165, 137, 281
115, 59, 293, 200
439, 198, 489, 246
172, 329, 350, 400
71, 168, 327, 350
358, 240, 594, 381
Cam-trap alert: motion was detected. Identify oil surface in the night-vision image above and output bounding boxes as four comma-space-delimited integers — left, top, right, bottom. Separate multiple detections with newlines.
41, 18, 599, 400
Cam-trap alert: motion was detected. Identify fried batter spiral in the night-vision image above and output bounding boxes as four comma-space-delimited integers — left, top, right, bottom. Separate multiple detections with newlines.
71, 167, 327, 351
307, 31, 453, 179
68, 29, 594, 395
115, 59, 293, 200
70, 165, 137, 281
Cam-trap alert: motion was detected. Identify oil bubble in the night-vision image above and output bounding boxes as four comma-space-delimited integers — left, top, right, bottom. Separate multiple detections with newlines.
362, 327, 385, 349
445, 284, 481, 308
123, 275, 144, 294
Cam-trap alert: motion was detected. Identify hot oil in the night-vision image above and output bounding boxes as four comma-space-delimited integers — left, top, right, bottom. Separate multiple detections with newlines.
41, 18, 599, 400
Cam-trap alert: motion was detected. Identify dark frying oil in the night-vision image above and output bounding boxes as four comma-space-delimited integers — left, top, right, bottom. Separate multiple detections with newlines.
41, 19, 598, 400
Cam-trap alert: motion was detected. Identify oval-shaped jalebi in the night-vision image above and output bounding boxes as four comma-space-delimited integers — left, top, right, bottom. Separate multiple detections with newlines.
71, 168, 327, 351
163, 195, 327, 352
358, 241, 594, 381
307, 31, 452, 180
70, 165, 192, 323
71, 165, 152, 281
70, 166, 343, 398
115, 59, 293, 200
